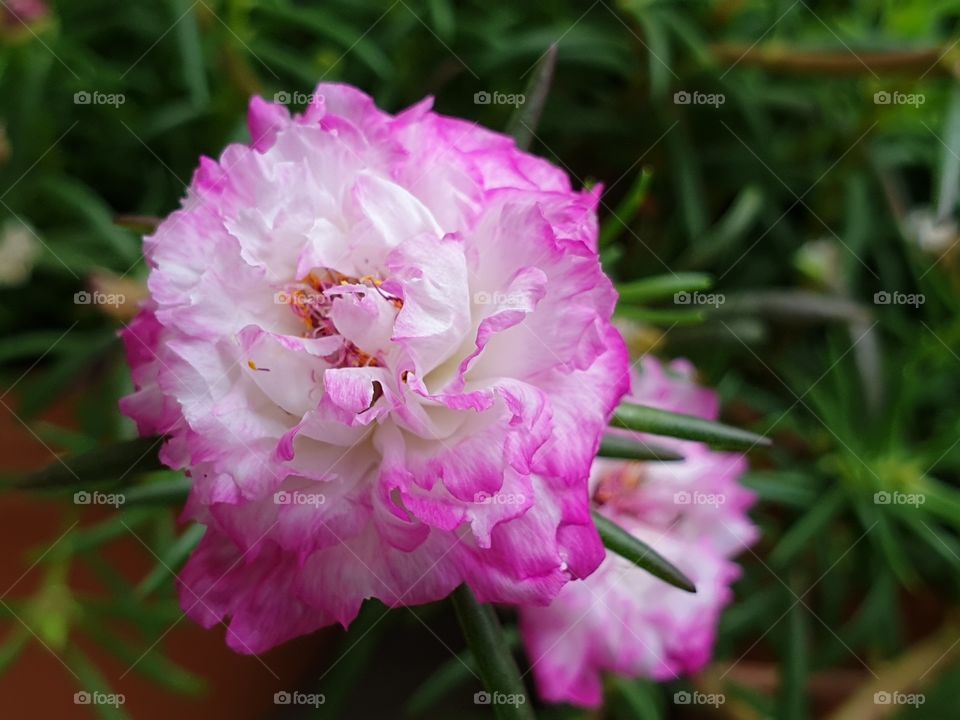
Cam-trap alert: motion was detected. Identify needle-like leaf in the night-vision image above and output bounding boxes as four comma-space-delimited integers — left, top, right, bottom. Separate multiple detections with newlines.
616, 272, 713, 305
612, 403, 770, 450
598, 432, 684, 461
508, 44, 557, 151
593, 510, 696, 593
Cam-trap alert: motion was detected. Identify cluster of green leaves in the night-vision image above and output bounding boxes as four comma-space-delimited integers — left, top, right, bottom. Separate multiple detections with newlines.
2, 0, 960, 718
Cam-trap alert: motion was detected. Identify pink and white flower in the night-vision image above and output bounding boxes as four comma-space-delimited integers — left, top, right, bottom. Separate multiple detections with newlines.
120, 83, 629, 653
519, 357, 758, 707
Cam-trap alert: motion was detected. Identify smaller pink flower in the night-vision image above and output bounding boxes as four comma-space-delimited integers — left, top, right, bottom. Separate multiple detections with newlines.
519, 357, 758, 708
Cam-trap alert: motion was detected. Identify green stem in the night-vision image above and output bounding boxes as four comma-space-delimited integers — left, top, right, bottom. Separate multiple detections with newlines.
16, 436, 166, 490
450, 585, 535, 720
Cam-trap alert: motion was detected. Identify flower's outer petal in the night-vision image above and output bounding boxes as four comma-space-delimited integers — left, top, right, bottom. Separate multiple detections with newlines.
118, 308, 182, 436
247, 96, 291, 152
178, 531, 328, 655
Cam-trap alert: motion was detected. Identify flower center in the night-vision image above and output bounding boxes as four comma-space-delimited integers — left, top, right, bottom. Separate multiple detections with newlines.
593, 463, 648, 506
278, 268, 402, 368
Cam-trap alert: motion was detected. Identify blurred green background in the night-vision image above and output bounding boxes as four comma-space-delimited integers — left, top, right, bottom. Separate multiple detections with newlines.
1, 0, 960, 718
